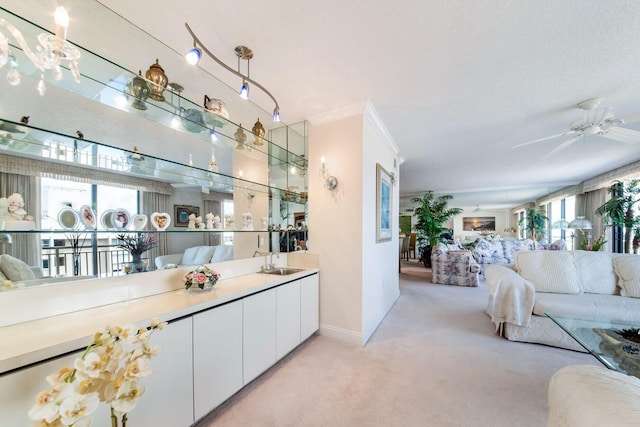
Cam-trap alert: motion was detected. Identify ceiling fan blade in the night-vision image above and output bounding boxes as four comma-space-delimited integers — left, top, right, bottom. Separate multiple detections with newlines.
601, 126, 640, 144
513, 131, 576, 148
542, 136, 581, 159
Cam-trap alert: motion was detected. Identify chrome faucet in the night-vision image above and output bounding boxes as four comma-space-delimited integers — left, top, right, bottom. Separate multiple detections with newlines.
264, 252, 280, 271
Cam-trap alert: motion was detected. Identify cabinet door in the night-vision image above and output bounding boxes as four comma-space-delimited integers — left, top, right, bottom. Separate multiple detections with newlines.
127, 317, 194, 426
277, 280, 301, 360
301, 273, 320, 340
193, 300, 243, 420
243, 288, 277, 384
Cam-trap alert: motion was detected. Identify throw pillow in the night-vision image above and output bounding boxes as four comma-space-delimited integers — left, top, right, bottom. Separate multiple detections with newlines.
0, 254, 36, 281
182, 246, 216, 266
613, 255, 640, 298
573, 250, 616, 294
515, 251, 581, 294
474, 239, 493, 257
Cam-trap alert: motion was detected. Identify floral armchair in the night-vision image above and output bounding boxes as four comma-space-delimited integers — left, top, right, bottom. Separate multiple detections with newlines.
431, 243, 481, 287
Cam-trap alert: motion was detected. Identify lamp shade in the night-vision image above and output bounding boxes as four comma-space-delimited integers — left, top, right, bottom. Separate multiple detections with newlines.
568, 216, 593, 230
552, 219, 569, 229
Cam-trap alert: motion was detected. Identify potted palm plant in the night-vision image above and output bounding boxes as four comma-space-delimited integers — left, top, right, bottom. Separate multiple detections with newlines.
596, 179, 640, 253
411, 192, 462, 268
518, 206, 548, 241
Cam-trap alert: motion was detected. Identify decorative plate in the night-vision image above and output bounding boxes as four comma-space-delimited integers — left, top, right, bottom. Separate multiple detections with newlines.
57, 207, 79, 230
111, 209, 131, 231
151, 212, 171, 231
132, 214, 148, 230
79, 205, 96, 230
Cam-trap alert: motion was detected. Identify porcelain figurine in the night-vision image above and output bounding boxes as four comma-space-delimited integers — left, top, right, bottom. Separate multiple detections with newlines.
206, 212, 215, 229
6, 193, 32, 221
242, 212, 254, 230
188, 213, 196, 230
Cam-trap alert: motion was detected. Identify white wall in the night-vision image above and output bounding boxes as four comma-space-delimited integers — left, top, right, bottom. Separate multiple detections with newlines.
309, 103, 399, 345
361, 105, 400, 343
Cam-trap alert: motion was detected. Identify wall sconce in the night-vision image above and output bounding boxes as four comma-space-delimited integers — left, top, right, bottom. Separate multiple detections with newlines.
320, 156, 338, 190
184, 23, 281, 122
0, 6, 81, 95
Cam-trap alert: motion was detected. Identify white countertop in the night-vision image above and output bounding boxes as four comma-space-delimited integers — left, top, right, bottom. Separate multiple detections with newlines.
0, 268, 318, 375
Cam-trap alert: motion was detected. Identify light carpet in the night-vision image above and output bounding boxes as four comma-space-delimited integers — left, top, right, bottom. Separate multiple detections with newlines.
195, 262, 596, 427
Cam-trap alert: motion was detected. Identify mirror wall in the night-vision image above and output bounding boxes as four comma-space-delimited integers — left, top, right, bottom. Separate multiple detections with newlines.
0, 0, 308, 289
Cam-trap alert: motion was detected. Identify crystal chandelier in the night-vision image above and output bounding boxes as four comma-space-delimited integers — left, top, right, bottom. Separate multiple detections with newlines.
0, 6, 81, 95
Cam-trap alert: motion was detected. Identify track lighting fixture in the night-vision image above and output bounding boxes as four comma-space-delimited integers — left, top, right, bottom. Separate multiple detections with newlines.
184, 43, 201, 65
184, 23, 281, 122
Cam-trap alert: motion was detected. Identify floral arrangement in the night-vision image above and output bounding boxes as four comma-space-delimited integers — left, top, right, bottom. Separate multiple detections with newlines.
116, 233, 157, 259
184, 264, 220, 290
580, 234, 607, 251
29, 318, 166, 427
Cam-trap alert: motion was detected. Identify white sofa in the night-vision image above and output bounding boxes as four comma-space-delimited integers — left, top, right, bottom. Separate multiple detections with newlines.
485, 250, 640, 351
548, 365, 640, 426
154, 245, 233, 269
0, 254, 93, 290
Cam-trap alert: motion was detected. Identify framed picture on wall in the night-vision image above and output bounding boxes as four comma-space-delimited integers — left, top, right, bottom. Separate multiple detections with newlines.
376, 163, 393, 242
462, 216, 496, 232
174, 205, 200, 227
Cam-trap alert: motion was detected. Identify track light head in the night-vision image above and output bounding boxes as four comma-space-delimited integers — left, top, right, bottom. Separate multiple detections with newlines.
185, 45, 202, 65
272, 106, 281, 122
239, 81, 249, 100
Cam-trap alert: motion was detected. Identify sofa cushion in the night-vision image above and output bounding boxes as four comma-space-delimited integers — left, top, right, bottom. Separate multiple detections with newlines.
515, 251, 581, 294
502, 240, 530, 261
474, 239, 495, 257
533, 293, 640, 321
0, 254, 36, 281
613, 255, 640, 298
182, 246, 216, 266
573, 250, 617, 294
210, 245, 233, 263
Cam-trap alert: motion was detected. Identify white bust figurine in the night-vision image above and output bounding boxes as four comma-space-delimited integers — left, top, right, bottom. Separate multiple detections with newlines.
206, 212, 215, 229
213, 215, 221, 228
6, 193, 32, 221
188, 213, 196, 229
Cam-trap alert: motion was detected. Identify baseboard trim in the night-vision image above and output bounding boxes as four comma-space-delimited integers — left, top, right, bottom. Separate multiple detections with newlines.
318, 324, 363, 345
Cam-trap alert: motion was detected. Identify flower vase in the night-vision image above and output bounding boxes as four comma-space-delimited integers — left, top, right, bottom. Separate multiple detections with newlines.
125, 257, 147, 274
72, 253, 80, 276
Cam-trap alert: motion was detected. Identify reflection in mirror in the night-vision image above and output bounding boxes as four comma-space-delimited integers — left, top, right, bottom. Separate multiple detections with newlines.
0, 1, 307, 292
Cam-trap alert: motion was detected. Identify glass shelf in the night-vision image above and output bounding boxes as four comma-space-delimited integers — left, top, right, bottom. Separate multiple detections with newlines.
0, 118, 307, 198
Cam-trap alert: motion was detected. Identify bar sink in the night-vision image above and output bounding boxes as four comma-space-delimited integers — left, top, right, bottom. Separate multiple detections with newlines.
260, 267, 305, 275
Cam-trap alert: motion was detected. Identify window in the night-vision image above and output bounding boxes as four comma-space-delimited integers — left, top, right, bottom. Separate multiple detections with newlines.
41, 178, 137, 277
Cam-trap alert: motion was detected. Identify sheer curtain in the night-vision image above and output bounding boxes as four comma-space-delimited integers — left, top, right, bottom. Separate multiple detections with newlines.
203, 199, 222, 246
142, 191, 170, 270
575, 188, 608, 250
0, 172, 39, 266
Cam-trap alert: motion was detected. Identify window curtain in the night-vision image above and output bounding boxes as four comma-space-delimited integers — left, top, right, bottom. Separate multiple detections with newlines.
141, 191, 170, 270
574, 189, 607, 250
0, 172, 39, 266
203, 199, 222, 246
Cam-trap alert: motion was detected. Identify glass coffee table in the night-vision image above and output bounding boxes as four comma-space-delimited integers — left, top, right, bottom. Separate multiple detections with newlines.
546, 312, 640, 378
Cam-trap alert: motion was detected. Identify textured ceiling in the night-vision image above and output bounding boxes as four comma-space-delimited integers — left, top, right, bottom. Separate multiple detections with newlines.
15, 1, 640, 210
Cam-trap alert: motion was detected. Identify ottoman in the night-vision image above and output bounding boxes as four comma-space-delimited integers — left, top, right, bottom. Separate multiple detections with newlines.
548, 365, 640, 426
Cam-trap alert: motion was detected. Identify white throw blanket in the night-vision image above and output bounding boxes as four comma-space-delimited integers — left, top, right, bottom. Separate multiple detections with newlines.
485, 265, 535, 332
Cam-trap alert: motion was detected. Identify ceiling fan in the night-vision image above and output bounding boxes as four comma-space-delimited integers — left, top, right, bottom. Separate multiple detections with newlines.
514, 97, 640, 157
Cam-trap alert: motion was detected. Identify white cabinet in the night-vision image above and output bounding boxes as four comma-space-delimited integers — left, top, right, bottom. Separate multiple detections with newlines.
277, 280, 301, 360
193, 300, 243, 420
0, 318, 192, 427
242, 288, 278, 384
301, 273, 320, 340
127, 317, 194, 426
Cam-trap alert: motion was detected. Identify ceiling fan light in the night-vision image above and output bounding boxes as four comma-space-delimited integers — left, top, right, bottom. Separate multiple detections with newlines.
185, 46, 202, 65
